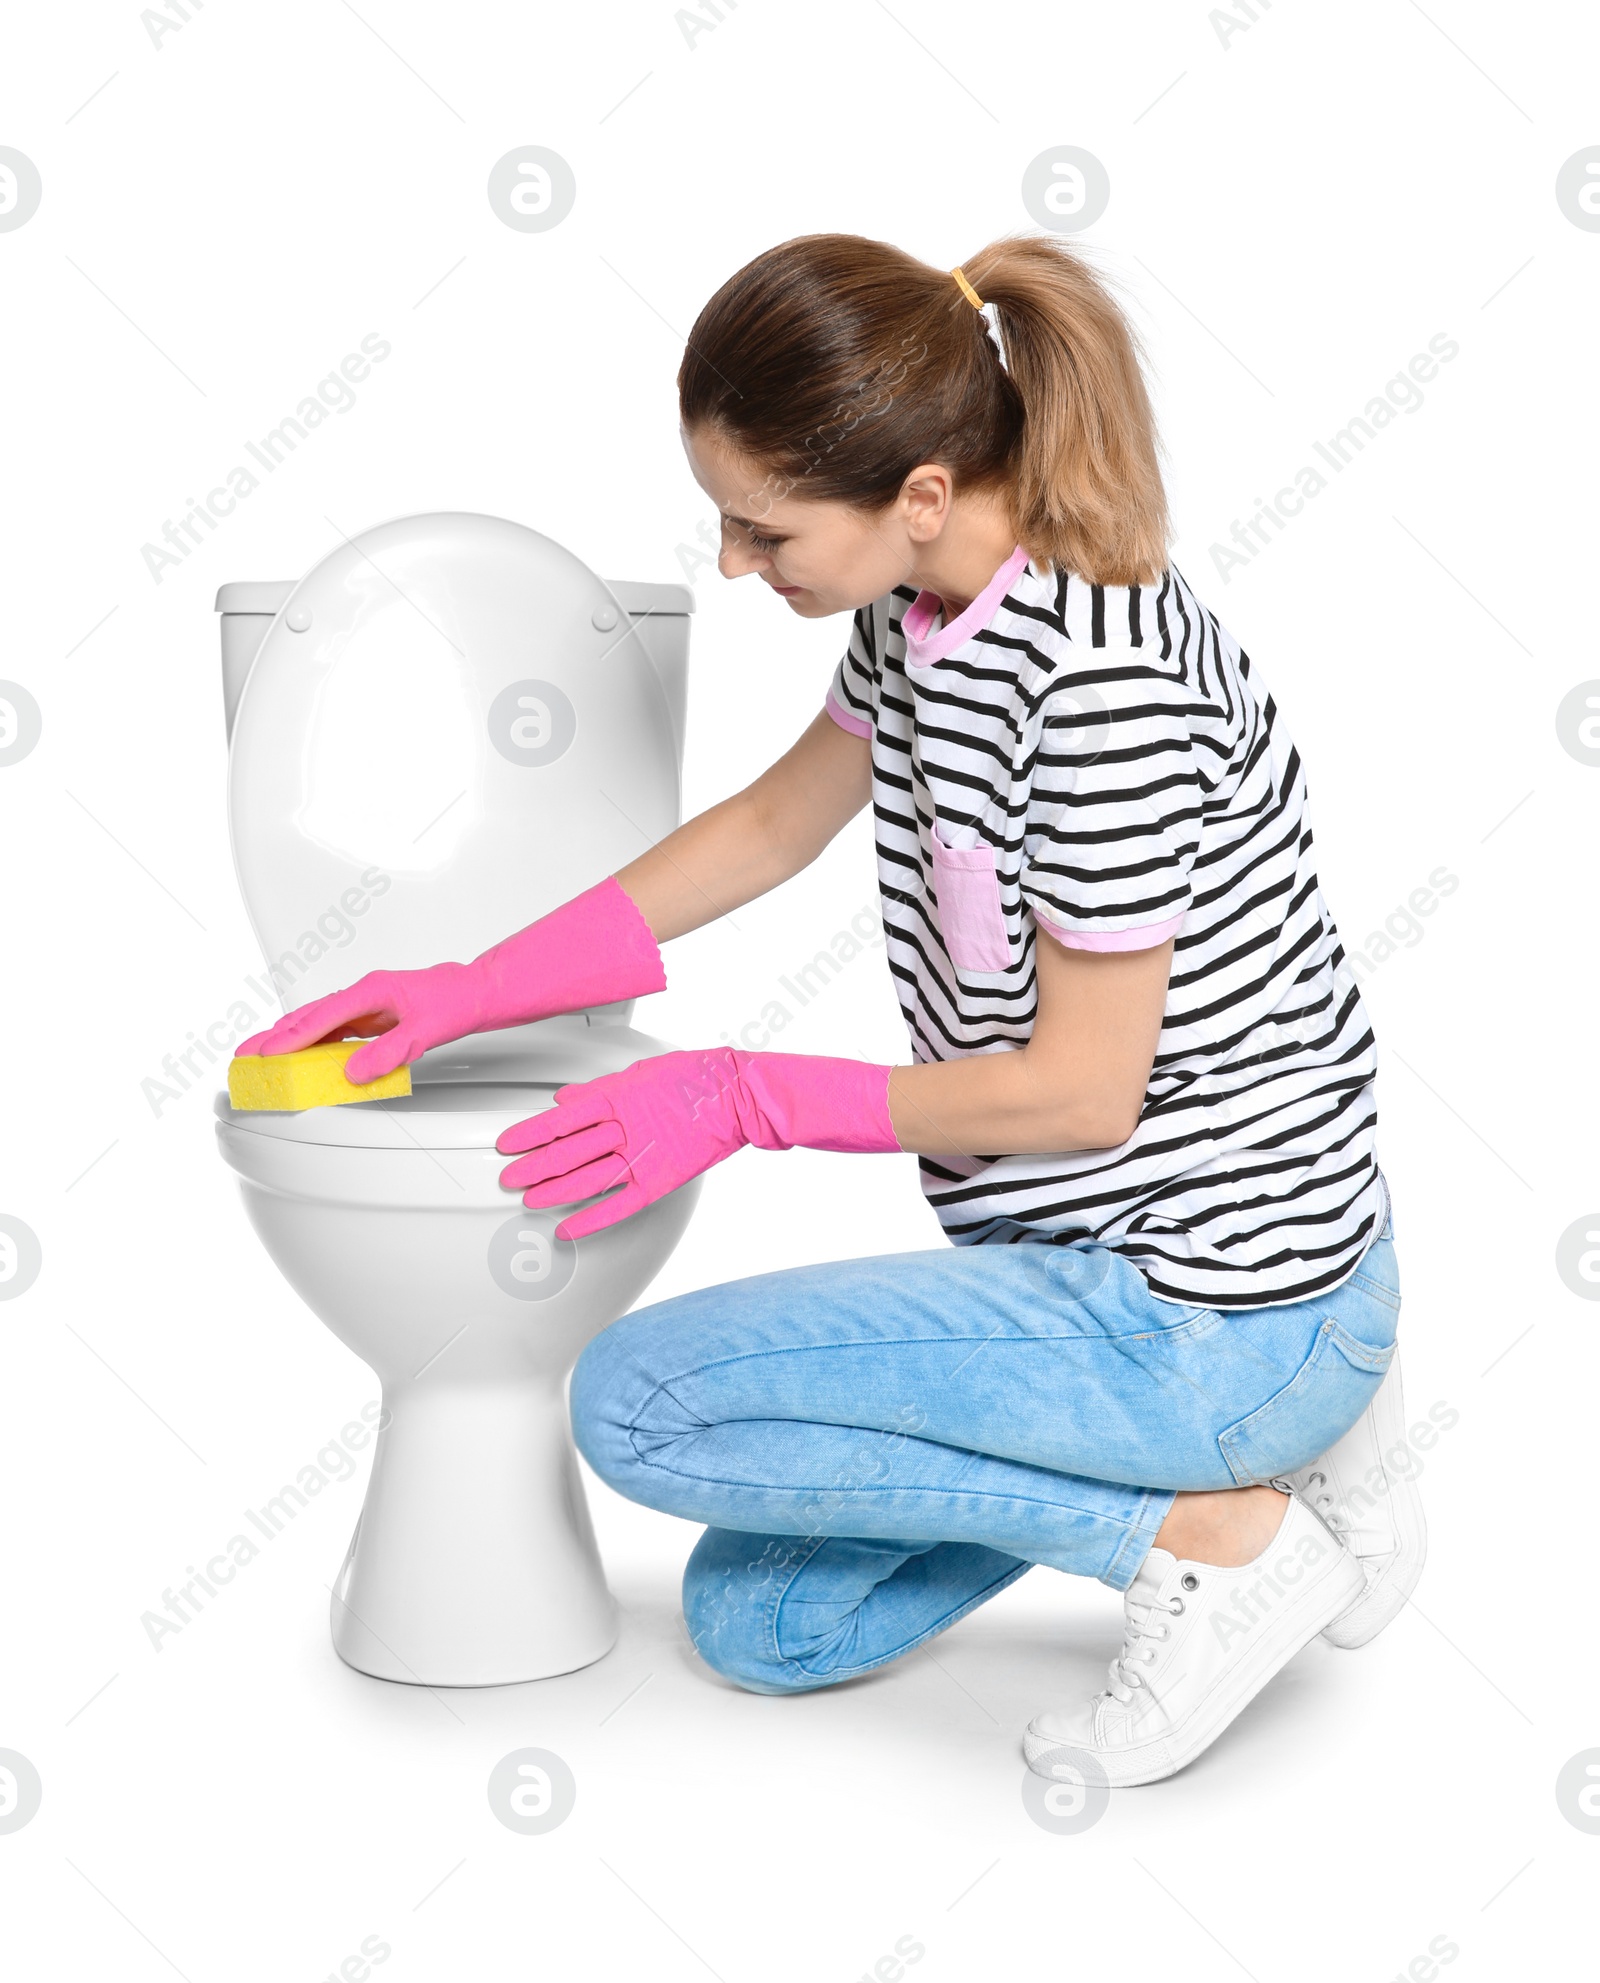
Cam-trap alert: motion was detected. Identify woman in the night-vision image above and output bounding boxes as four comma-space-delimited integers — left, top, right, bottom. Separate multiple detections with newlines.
242, 232, 1421, 1786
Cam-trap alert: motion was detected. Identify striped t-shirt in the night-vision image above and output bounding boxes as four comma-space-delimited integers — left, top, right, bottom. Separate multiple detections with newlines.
825, 543, 1390, 1310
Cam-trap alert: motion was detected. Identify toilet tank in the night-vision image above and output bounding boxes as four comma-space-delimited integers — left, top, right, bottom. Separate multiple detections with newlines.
215, 574, 692, 757
215, 515, 696, 1028
599, 580, 692, 769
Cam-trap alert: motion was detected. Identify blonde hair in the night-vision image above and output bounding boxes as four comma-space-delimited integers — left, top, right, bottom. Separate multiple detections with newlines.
678, 231, 1170, 588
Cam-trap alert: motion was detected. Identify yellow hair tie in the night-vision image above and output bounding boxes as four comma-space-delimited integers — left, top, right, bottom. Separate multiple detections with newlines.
951, 266, 1010, 374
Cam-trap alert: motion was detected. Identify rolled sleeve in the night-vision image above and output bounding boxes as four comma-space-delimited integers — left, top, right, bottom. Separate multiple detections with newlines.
825, 604, 880, 740
1033, 906, 1187, 952
825, 687, 872, 739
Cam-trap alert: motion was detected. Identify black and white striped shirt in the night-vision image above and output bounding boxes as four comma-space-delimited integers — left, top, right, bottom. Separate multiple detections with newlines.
826, 544, 1389, 1310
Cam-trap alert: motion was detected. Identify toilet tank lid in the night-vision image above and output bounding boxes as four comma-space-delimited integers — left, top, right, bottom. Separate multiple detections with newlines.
215, 580, 296, 614
214, 576, 695, 616
604, 579, 695, 616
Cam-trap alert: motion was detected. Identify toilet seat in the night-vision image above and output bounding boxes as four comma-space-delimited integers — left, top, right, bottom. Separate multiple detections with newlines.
217, 1014, 660, 1148
215, 1081, 556, 1149
215, 1080, 559, 1214
215, 1018, 672, 1210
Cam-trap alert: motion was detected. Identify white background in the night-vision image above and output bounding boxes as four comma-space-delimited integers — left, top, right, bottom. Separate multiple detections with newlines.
2, 1, 1596, 1976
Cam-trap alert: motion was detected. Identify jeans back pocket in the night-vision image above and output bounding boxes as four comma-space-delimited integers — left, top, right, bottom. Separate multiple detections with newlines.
1219, 1315, 1396, 1486
931, 830, 1011, 973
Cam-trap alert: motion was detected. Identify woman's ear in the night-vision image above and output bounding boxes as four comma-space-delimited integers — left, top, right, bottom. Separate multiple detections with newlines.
898, 462, 956, 544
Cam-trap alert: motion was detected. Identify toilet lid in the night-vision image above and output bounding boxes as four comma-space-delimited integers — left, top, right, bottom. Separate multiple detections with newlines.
228, 512, 680, 1013
214, 1082, 557, 1149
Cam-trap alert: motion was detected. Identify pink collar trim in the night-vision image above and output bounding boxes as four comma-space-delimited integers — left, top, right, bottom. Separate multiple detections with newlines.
901, 544, 1031, 668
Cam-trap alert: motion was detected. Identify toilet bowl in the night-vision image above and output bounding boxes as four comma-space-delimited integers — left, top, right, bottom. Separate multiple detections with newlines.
215, 1029, 700, 1686
213, 513, 699, 1687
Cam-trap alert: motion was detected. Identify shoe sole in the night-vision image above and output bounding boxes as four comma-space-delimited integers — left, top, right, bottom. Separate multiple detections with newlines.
1318, 1359, 1428, 1649
1320, 1468, 1425, 1647
1024, 1535, 1364, 1789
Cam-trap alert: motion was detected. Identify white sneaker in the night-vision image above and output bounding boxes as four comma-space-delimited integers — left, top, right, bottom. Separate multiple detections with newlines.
1274, 1350, 1427, 1649
1023, 1494, 1362, 1788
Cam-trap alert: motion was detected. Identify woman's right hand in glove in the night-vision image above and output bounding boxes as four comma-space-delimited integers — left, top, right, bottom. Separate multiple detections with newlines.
235, 963, 489, 1083
233, 876, 667, 1085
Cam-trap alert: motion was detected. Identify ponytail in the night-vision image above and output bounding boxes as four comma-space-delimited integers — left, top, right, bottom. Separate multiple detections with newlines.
678, 231, 1171, 588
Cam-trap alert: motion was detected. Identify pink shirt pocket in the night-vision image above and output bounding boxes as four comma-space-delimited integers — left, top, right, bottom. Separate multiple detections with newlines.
931, 829, 1012, 973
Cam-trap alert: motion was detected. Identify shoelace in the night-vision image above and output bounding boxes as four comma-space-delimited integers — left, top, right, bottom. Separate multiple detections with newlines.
1102, 1587, 1184, 1705
1275, 1469, 1394, 1562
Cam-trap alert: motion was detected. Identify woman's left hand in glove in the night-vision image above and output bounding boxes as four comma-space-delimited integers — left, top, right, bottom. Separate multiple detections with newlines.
495, 1047, 901, 1240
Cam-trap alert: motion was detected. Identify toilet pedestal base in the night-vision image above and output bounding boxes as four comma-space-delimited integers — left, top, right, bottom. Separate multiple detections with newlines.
329, 1381, 618, 1688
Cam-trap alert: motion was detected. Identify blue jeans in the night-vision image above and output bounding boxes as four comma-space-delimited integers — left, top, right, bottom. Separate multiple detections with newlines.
570, 1223, 1400, 1695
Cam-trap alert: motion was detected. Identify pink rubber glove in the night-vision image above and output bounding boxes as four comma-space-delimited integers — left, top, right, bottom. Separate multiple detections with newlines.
235, 877, 665, 1083
496, 1048, 902, 1240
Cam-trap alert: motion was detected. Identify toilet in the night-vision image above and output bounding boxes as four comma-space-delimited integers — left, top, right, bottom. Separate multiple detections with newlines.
212, 512, 701, 1688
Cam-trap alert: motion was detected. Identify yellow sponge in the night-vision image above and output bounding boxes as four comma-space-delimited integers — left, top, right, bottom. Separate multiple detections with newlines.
227, 1040, 412, 1112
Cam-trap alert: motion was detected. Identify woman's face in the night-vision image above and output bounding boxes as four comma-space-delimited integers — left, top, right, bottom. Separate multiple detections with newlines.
681, 424, 922, 618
